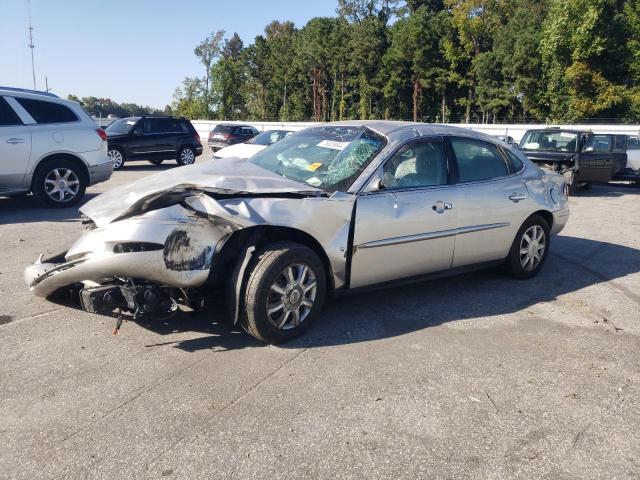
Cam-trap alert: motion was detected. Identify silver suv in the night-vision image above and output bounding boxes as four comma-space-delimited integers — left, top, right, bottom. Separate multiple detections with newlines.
0, 87, 112, 207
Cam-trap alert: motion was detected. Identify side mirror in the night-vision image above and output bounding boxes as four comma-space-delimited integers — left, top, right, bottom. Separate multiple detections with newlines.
132, 128, 143, 136
377, 179, 386, 191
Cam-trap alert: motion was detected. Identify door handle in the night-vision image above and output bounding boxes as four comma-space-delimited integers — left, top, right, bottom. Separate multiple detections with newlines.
509, 193, 527, 202
432, 201, 453, 213
5, 137, 25, 144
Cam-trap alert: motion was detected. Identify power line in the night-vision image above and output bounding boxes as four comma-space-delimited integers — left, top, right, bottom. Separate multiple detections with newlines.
27, 0, 36, 90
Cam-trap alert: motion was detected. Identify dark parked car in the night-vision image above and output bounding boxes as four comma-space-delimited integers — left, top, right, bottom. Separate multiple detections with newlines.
208, 123, 259, 151
105, 116, 203, 170
519, 128, 627, 193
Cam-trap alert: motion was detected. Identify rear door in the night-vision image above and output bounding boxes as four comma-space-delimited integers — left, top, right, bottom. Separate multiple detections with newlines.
446, 136, 532, 268
0, 96, 32, 191
350, 137, 458, 288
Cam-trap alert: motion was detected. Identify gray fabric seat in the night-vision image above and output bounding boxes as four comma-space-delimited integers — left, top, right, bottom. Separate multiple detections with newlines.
397, 144, 447, 188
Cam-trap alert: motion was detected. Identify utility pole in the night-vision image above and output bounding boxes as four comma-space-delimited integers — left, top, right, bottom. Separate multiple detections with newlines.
27, 0, 36, 90
45, 77, 50, 92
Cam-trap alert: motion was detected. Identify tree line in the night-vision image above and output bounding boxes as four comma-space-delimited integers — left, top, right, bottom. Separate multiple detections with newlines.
174, 0, 640, 124
67, 95, 171, 118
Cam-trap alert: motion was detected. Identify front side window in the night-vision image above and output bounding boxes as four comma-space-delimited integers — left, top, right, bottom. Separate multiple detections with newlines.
0, 97, 22, 126
450, 137, 509, 183
15, 98, 78, 124
382, 140, 448, 190
520, 131, 578, 153
250, 126, 386, 192
584, 134, 612, 152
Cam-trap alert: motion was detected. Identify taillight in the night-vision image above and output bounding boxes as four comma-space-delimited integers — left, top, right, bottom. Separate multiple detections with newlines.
193, 132, 200, 144
222, 133, 230, 140
96, 128, 107, 141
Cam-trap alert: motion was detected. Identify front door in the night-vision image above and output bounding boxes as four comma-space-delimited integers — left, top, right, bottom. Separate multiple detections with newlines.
350, 138, 458, 288
578, 134, 618, 183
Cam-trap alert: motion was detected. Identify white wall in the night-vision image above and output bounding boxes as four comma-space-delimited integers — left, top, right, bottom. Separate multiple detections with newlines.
191, 119, 640, 144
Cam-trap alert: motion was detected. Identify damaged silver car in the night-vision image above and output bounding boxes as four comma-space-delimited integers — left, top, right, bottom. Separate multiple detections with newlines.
24, 122, 569, 343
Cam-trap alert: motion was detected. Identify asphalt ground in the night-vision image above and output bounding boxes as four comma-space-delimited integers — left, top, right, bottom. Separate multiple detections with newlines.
1, 153, 640, 479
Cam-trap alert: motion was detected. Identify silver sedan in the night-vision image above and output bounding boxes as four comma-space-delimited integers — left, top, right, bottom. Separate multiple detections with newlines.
24, 121, 569, 343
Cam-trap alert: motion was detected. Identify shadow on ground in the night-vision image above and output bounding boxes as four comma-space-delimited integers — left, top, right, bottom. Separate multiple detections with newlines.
0, 193, 101, 225
579, 182, 640, 198
125, 235, 640, 352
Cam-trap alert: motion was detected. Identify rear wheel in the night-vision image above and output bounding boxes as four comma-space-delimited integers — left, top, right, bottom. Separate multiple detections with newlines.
240, 242, 326, 344
505, 215, 550, 279
177, 146, 196, 166
107, 147, 125, 170
32, 159, 87, 208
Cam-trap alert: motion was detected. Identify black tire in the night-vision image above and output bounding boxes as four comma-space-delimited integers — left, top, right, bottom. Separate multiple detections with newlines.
240, 241, 327, 344
505, 214, 550, 280
32, 158, 87, 208
177, 146, 196, 166
107, 147, 125, 170
148, 159, 164, 165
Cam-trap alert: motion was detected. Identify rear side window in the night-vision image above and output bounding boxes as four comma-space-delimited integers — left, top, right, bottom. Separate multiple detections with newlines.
504, 149, 524, 173
15, 98, 78, 124
0, 97, 22, 126
450, 137, 509, 183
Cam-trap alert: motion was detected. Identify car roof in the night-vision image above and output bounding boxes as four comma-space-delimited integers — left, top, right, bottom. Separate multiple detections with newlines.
319, 120, 501, 142
0, 86, 59, 98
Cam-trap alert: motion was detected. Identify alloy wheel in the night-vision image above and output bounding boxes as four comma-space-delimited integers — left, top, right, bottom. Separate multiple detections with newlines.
108, 149, 123, 169
266, 263, 317, 330
44, 168, 80, 203
519, 225, 546, 271
180, 148, 195, 165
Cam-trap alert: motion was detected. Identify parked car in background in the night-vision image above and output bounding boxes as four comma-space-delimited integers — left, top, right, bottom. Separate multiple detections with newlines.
25, 121, 569, 343
208, 124, 259, 151
491, 134, 518, 148
213, 129, 293, 159
105, 116, 202, 170
0, 87, 111, 207
519, 128, 627, 192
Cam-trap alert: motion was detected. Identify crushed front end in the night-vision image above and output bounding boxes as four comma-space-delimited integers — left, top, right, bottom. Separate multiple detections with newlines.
24, 198, 233, 324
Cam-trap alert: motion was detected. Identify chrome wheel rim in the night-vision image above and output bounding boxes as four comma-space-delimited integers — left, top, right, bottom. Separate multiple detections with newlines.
180, 148, 195, 164
44, 168, 80, 203
266, 263, 317, 331
520, 225, 546, 271
108, 149, 123, 169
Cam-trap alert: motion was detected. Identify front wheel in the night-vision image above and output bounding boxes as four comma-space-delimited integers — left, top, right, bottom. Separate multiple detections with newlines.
240, 242, 327, 344
505, 215, 550, 279
32, 159, 87, 208
177, 146, 196, 166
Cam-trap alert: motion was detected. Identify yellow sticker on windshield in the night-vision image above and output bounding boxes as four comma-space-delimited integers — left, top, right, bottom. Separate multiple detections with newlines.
308, 162, 323, 171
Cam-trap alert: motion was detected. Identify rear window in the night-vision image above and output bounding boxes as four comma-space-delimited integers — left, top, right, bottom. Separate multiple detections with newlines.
213, 125, 234, 134
15, 98, 78, 124
0, 97, 22, 126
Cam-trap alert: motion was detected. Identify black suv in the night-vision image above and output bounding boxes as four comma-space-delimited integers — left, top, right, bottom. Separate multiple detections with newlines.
207, 123, 259, 151
105, 116, 203, 169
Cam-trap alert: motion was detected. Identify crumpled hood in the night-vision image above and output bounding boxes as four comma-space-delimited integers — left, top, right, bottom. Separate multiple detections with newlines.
80, 156, 322, 227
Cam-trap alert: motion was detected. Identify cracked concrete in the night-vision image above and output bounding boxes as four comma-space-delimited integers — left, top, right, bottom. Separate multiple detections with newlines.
1, 161, 639, 479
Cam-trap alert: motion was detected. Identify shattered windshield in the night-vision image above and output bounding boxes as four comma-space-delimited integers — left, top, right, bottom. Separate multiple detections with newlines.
250, 126, 387, 192
520, 131, 579, 153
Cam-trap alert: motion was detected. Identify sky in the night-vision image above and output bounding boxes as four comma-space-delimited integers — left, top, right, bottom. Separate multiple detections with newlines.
0, 0, 338, 108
